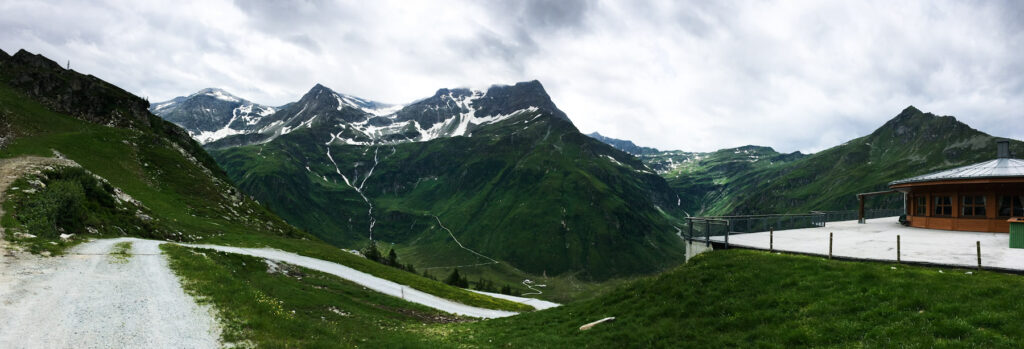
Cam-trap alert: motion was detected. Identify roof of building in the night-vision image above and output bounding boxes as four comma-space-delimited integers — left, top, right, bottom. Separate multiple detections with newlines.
889, 158, 1024, 186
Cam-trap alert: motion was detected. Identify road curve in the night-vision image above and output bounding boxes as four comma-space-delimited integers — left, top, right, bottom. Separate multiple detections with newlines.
183, 242, 526, 318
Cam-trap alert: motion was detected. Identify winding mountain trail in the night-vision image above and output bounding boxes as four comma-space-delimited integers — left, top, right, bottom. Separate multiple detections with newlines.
0, 238, 222, 348
417, 215, 500, 271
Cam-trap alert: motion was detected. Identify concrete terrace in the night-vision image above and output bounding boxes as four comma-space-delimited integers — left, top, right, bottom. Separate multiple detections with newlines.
707, 217, 1024, 272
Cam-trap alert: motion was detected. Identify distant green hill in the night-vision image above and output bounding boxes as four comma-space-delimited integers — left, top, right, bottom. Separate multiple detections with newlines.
631, 107, 1023, 216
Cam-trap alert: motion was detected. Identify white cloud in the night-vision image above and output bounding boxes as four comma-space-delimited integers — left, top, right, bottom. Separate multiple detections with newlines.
1, 0, 1021, 153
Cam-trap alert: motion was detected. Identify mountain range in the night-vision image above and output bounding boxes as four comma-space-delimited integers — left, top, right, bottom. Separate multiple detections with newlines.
153, 81, 687, 281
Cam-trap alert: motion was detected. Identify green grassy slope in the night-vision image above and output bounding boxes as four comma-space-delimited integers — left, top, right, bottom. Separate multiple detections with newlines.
165, 244, 1024, 347
0, 81, 302, 244
213, 108, 688, 281
655, 107, 1024, 216
442, 250, 1024, 348
163, 244, 459, 348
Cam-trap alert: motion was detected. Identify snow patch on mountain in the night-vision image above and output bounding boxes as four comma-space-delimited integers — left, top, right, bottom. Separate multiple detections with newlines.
334, 94, 404, 116
191, 88, 240, 102
326, 87, 539, 146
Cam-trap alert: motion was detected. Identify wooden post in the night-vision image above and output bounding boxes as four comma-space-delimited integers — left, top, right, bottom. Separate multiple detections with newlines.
829, 232, 833, 260
769, 226, 774, 252
858, 195, 866, 224
725, 220, 731, 249
897, 235, 901, 263
977, 241, 982, 270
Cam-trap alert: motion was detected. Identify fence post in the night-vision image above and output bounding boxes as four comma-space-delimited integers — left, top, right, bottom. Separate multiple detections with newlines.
705, 220, 710, 247
725, 220, 730, 249
977, 241, 982, 270
770, 226, 774, 252
897, 235, 901, 263
829, 232, 833, 260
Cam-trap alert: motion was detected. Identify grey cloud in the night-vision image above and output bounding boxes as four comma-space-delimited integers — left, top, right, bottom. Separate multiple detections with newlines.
286, 34, 323, 54
509, 0, 593, 31
0, 0, 1021, 153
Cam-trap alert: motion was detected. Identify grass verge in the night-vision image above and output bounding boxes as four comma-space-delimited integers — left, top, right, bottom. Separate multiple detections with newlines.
110, 241, 131, 263
435, 249, 1024, 347
161, 244, 461, 347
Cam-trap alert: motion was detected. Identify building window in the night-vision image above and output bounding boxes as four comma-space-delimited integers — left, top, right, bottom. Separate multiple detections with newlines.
934, 196, 952, 216
915, 196, 927, 216
962, 195, 986, 217
999, 195, 1024, 217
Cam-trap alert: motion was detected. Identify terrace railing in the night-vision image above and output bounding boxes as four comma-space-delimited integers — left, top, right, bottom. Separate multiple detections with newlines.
811, 209, 903, 222
683, 208, 903, 247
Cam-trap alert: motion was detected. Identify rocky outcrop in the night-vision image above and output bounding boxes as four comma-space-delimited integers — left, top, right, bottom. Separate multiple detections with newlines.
0, 49, 228, 181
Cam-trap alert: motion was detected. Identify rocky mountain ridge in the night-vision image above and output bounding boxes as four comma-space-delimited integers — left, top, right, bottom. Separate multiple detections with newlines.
152, 80, 569, 149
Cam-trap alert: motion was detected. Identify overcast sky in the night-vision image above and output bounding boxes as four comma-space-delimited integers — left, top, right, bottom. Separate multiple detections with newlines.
2, 0, 1022, 153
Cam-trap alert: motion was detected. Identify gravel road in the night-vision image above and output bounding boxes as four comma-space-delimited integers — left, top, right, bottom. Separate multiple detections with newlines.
471, 290, 561, 311
0, 238, 221, 348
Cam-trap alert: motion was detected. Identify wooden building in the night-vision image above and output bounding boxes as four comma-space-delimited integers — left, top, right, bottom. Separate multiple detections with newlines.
889, 141, 1024, 233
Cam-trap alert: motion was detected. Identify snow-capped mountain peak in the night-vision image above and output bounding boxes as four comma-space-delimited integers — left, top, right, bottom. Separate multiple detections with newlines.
153, 80, 569, 147
149, 88, 276, 144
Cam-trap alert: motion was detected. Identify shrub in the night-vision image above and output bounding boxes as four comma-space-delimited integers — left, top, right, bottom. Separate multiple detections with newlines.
444, 268, 470, 288
13, 166, 125, 239
20, 179, 87, 237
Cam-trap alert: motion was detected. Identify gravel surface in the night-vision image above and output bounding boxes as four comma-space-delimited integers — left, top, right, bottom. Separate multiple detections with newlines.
0, 238, 221, 348
470, 290, 561, 310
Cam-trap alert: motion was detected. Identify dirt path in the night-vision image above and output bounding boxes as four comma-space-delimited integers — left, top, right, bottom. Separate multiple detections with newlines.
0, 238, 221, 348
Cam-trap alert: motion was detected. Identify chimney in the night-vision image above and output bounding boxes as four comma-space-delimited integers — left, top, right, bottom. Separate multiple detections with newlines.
997, 140, 1010, 159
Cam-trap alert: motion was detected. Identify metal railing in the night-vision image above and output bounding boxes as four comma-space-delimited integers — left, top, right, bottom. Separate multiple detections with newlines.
683, 208, 903, 247
683, 217, 731, 247
811, 209, 903, 222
